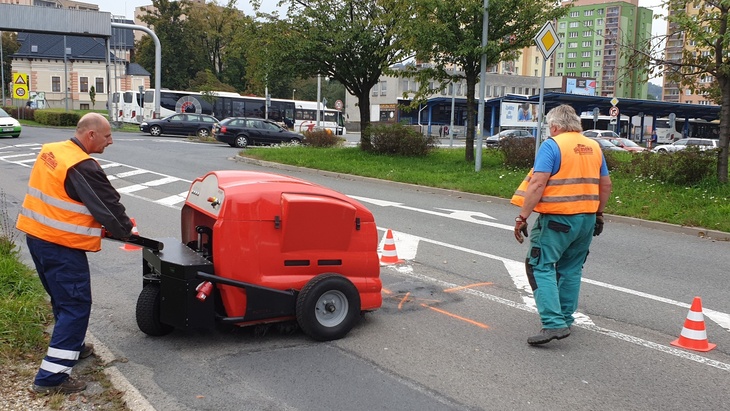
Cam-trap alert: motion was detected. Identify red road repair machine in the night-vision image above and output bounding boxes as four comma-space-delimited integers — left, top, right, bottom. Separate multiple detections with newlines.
134, 171, 382, 341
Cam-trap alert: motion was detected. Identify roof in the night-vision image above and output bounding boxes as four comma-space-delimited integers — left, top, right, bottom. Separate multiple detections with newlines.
126, 62, 150, 76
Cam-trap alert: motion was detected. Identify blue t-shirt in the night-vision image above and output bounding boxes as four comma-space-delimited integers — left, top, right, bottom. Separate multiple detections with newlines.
534, 138, 609, 176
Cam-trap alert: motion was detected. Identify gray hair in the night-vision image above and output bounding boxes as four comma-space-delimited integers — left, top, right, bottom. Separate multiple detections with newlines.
545, 104, 582, 133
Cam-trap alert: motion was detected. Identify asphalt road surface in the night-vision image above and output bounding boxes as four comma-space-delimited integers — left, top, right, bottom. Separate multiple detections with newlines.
2, 126, 730, 410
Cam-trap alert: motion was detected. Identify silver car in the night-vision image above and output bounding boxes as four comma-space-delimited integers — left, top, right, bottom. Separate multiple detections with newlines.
652, 138, 719, 153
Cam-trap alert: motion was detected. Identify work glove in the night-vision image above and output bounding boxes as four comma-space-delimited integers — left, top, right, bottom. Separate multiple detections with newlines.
514, 216, 529, 244
594, 213, 604, 236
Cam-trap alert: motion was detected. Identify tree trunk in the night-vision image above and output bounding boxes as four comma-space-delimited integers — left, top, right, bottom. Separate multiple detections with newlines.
357, 92, 372, 151
717, 74, 730, 183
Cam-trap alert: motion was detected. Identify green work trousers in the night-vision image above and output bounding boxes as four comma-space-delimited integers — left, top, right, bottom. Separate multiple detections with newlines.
525, 213, 595, 329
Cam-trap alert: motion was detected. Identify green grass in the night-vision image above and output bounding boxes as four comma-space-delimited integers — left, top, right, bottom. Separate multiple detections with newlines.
241, 146, 730, 233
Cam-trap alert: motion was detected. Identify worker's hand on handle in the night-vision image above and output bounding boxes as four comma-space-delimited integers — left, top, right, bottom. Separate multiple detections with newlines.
514, 215, 529, 244
594, 213, 604, 236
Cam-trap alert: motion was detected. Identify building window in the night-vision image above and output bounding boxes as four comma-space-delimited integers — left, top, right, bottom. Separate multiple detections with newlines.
568, 42, 577, 48
582, 61, 590, 67
567, 52, 577, 58
582, 51, 591, 57
581, 71, 591, 77
584, 20, 593, 27
583, 31, 593, 37
95, 77, 104, 94
569, 21, 579, 28
594, 71, 600, 77
80, 104, 89, 110
595, 50, 602, 56
582, 41, 592, 47
597, 8, 603, 15
371, 86, 378, 96
557, 72, 563, 76
686, 89, 692, 95
569, 32, 578, 38
567, 62, 576, 68
570, 11, 579, 17
585, 10, 594, 16
596, 40, 602, 46
534, 70, 538, 76
52, 76, 61, 92
596, 29, 602, 35
557, 52, 564, 59
80, 77, 88, 93
557, 63, 564, 68
559, 22, 566, 29
597, 18, 604, 26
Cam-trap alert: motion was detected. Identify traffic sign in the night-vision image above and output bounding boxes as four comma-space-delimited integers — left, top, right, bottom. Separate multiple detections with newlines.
592, 107, 600, 121
609, 106, 619, 117
610, 97, 619, 106
334, 99, 343, 110
12, 73, 29, 100
534, 22, 560, 60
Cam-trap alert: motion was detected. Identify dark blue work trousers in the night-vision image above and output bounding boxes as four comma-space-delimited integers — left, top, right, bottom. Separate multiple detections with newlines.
27, 236, 92, 387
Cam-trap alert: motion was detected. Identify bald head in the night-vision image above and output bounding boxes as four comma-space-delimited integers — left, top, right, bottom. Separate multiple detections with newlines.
75, 113, 113, 154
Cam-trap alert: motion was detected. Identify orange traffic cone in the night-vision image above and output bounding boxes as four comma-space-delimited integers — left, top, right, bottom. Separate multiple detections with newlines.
121, 218, 141, 251
380, 229, 403, 265
670, 297, 716, 352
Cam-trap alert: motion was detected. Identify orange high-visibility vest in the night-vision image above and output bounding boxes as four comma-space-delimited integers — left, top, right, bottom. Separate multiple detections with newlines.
16, 140, 103, 251
511, 132, 603, 215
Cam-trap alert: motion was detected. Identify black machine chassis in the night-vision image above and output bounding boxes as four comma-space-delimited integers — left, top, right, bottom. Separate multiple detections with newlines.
140, 237, 298, 332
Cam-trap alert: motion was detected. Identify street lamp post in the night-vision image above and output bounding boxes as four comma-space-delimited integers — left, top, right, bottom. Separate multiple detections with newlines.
292, 89, 296, 100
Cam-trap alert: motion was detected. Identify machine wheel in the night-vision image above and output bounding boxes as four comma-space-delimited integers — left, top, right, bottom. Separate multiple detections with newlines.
149, 125, 162, 136
197, 128, 210, 138
296, 274, 360, 341
234, 134, 248, 148
136, 284, 174, 336
289, 137, 301, 145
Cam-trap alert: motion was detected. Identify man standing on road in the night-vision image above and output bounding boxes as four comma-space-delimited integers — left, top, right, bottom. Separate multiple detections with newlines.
16, 113, 134, 393
510, 104, 612, 345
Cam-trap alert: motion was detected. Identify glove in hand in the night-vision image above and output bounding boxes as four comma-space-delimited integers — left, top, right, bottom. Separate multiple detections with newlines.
594, 214, 604, 236
514, 219, 529, 244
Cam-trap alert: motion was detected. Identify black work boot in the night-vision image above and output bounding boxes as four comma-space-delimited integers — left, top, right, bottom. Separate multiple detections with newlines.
527, 327, 571, 345
33, 376, 87, 394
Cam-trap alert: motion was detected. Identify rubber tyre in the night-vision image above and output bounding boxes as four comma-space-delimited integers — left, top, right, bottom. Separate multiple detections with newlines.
149, 125, 162, 136
197, 128, 210, 138
136, 284, 174, 336
289, 137, 301, 145
235, 134, 248, 148
296, 274, 360, 341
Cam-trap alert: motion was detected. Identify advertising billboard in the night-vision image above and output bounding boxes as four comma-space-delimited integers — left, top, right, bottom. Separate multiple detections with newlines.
500, 102, 539, 128
565, 78, 596, 96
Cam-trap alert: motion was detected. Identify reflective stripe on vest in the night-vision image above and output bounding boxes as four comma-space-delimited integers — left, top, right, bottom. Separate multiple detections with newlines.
16, 140, 102, 251
511, 132, 602, 215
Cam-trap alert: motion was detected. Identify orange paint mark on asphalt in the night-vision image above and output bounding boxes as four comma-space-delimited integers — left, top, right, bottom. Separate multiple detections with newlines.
382, 287, 392, 295
444, 282, 493, 293
420, 304, 489, 329
398, 292, 411, 310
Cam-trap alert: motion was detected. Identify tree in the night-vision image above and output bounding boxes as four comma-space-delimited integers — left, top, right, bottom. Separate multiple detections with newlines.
135, 0, 208, 90
186, 0, 244, 81
400, 0, 568, 162
241, 19, 300, 98
277, 0, 411, 149
1, 32, 20, 101
89, 85, 96, 109
625, 1, 730, 183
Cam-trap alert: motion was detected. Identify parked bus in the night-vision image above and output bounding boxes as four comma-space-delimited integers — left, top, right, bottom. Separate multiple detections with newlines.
142, 89, 295, 127
110, 91, 122, 122
293, 100, 346, 135
654, 118, 720, 144
121, 90, 144, 124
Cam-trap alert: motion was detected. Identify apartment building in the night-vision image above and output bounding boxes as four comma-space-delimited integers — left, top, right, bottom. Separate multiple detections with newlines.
0, 0, 98, 10
553, 0, 653, 98
661, 2, 717, 105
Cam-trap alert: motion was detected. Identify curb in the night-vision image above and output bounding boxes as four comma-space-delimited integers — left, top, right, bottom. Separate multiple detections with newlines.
234, 155, 730, 242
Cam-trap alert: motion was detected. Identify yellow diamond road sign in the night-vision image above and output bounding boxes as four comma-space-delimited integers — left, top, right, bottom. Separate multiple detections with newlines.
534, 22, 560, 60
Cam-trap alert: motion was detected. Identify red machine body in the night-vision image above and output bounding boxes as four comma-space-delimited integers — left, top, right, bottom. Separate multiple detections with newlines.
180, 170, 382, 325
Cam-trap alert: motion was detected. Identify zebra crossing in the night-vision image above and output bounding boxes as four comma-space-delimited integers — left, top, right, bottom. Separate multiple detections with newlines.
1, 143, 191, 210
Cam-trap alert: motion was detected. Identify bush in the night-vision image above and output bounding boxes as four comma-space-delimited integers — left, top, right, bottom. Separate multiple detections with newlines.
1, 106, 35, 121
33, 110, 80, 127
303, 129, 345, 148
362, 123, 437, 156
500, 137, 535, 168
618, 147, 717, 185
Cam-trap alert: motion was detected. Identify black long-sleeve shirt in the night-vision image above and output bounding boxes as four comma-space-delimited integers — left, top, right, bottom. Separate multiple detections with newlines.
63, 138, 133, 239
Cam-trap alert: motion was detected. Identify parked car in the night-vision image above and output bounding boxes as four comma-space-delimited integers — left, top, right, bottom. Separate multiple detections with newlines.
652, 138, 719, 153
0, 108, 21, 138
583, 129, 620, 139
485, 129, 533, 147
588, 137, 627, 152
213, 117, 304, 148
602, 137, 647, 153
140, 113, 219, 138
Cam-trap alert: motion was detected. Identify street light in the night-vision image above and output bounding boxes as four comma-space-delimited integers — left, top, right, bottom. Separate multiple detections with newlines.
292, 89, 296, 100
